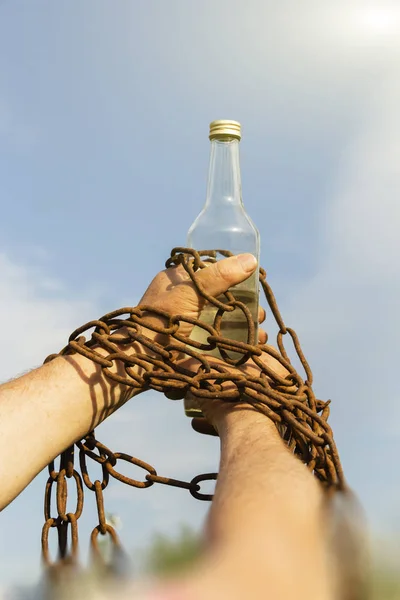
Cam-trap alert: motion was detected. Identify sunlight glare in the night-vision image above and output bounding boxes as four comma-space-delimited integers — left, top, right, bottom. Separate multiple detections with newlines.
358, 6, 400, 36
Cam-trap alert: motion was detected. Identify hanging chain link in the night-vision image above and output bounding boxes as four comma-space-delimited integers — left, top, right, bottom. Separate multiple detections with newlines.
41, 248, 345, 567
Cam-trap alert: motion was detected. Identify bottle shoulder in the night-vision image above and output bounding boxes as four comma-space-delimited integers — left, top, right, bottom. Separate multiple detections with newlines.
187, 206, 259, 256
188, 205, 259, 235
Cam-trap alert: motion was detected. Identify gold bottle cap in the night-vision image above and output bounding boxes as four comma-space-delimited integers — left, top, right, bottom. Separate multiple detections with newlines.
209, 120, 241, 141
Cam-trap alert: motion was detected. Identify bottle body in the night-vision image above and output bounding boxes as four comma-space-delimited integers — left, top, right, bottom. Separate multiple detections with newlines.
184, 125, 260, 417
187, 217, 260, 354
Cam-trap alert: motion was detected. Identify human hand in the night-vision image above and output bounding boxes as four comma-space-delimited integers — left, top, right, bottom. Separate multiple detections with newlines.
138, 253, 262, 341
188, 349, 290, 438
102, 253, 265, 405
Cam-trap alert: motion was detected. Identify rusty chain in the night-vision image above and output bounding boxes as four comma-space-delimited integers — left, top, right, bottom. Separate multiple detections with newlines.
41, 248, 345, 568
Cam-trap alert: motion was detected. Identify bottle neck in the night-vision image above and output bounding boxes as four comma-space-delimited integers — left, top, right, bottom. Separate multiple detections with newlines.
205, 138, 243, 208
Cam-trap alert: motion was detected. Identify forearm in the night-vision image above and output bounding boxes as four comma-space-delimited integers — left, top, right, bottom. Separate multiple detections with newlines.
0, 346, 140, 511
209, 417, 322, 540
187, 413, 333, 600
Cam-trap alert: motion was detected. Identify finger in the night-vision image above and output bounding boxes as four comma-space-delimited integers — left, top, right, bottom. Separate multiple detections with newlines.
258, 306, 266, 324
191, 418, 219, 437
258, 328, 268, 344
195, 254, 257, 299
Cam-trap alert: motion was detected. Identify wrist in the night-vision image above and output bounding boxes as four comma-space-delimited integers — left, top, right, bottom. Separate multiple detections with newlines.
68, 329, 146, 411
211, 403, 281, 444
222, 419, 283, 461
136, 310, 172, 347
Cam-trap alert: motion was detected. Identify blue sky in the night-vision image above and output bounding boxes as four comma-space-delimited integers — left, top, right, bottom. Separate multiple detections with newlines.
1, 0, 400, 589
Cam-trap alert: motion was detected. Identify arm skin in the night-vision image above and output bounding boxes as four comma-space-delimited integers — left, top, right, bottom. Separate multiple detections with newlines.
0, 252, 333, 600
172, 407, 334, 600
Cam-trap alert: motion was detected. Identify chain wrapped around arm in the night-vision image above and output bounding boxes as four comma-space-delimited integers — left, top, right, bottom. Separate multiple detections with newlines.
41, 248, 345, 566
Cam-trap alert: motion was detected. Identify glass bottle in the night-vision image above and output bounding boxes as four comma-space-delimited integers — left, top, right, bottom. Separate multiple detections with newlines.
184, 120, 260, 418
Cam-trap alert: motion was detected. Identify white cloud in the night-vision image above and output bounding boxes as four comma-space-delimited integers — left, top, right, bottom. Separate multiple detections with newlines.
0, 252, 94, 379
276, 61, 400, 530
322, 74, 400, 282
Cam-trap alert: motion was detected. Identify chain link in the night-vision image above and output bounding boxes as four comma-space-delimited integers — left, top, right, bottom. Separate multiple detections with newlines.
41, 248, 345, 567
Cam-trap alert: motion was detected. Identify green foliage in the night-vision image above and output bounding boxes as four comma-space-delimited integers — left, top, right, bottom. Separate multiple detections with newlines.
141, 526, 400, 597
368, 538, 400, 600
369, 565, 400, 599
143, 525, 202, 576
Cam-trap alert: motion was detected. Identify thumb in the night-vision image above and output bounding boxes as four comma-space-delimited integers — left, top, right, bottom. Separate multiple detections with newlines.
195, 254, 257, 298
